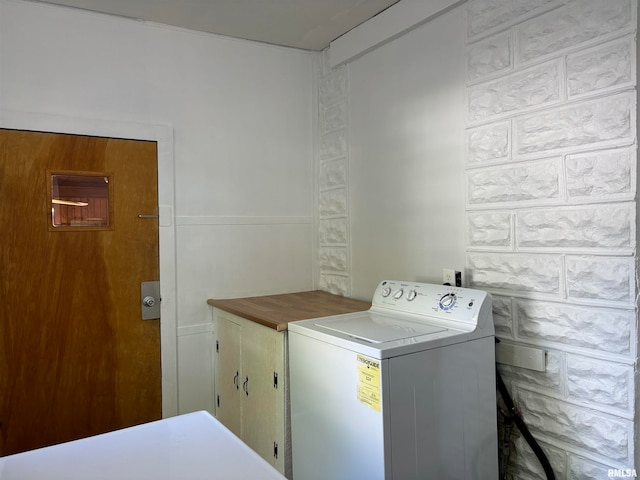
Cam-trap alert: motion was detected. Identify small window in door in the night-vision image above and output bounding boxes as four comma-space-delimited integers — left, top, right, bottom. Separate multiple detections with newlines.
49, 171, 113, 230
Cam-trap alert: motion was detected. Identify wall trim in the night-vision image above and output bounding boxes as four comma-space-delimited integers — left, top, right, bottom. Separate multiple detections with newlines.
178, 323, 214, 336
329, 0, 464, 67
176, 215, 313, 226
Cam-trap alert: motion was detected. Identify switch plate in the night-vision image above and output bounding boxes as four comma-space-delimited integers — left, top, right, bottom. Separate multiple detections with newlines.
496, 342, 546, 371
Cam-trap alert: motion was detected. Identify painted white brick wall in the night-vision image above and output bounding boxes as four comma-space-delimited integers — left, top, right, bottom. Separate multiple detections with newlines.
465, 0, 637, 477
317, 51, 350, 295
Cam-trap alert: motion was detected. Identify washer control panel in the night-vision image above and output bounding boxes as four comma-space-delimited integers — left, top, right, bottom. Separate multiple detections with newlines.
372, 280, 488, 327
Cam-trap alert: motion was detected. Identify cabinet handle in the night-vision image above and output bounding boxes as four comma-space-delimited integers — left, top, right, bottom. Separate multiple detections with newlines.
243, 376, 249, 396
233, 371, 239, 390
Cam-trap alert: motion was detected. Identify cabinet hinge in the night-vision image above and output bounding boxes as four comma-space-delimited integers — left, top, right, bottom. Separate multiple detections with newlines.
216, 394, 220, 408
216, 340, 219, 353
273, 372, 278, 389
273, 441, 278, 459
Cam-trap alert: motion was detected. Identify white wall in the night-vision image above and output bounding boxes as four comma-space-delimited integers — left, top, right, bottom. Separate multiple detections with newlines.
465, 0, 637, 476
348, 7, 466, 299
0, 0, 315, 414
316, 7, 466, 301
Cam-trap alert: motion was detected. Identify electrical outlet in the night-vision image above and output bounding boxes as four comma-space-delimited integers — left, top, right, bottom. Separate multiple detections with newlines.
443, 269, 455, 286
443, 269, 462, 287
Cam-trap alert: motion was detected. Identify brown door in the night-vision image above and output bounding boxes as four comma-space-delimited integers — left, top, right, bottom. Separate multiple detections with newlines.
0, 129, 161, 456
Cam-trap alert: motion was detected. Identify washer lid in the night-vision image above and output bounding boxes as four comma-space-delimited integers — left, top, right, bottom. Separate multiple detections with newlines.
314, 312, 446, 344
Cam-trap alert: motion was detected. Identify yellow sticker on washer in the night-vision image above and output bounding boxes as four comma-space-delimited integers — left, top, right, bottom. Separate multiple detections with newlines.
357, 354, 381, 412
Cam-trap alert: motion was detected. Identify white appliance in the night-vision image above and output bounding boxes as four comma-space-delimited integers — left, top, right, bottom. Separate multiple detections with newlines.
0, 411, 285, 480
289, 280, 498, 480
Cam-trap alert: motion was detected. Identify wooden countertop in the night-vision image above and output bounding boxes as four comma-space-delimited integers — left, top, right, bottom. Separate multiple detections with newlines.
207, 291, 371, 331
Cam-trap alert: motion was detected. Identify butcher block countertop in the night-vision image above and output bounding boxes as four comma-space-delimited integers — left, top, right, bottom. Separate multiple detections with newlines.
207, 290, 371, 331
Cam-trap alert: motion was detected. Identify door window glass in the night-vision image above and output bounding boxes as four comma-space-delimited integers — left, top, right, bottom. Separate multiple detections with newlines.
50, 173, 112, 229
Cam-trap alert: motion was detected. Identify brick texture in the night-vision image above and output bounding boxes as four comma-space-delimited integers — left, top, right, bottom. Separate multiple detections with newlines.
317, 51, 350, 295
465, 0, 637, 476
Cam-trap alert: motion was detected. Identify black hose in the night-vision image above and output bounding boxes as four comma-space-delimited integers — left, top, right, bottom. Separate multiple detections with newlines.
497, 405, 513, 480
496, 369, 556, 480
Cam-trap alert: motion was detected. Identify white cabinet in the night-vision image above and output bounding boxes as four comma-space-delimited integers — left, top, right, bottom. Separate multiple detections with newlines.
212, 308, 288, 477
208, 290, 370, 479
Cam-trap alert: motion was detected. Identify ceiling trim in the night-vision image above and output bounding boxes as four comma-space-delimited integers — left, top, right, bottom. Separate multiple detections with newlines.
330, 0, 465, 67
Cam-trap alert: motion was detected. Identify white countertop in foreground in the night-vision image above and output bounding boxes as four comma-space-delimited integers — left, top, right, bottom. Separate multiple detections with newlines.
0, 411, 285, 480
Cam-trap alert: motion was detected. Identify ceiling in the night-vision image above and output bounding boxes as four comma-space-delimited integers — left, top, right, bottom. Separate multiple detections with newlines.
30, 0, 401, 51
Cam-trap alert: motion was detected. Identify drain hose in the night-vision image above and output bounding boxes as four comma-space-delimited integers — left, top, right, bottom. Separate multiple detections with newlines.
496, 368, 556, 480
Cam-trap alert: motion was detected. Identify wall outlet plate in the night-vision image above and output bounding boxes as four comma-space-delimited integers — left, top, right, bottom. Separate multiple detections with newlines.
443, 269, 461, 286
496, 342, 546, 371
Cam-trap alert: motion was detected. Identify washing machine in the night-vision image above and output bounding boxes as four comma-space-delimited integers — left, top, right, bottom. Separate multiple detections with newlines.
288, 280, 498, 480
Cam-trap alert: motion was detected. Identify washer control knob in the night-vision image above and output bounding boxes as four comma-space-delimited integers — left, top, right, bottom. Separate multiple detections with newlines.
381, 287, 392, 297
393, 289, 404, 299
439, 293, 457, 311
407, 290, 417, 301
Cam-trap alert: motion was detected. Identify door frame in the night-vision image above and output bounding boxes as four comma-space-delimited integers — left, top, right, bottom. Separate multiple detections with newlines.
0, 109, 178, 418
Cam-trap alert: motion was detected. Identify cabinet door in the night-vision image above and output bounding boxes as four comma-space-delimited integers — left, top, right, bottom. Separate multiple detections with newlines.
241, 323, 279, 467
214, 314, 242, 437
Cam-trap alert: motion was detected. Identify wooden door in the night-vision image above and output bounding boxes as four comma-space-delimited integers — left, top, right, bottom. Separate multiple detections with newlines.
0, 129, 161, 456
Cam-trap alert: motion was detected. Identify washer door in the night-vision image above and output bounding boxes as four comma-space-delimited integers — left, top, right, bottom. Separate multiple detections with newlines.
315, 312, 446, 343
